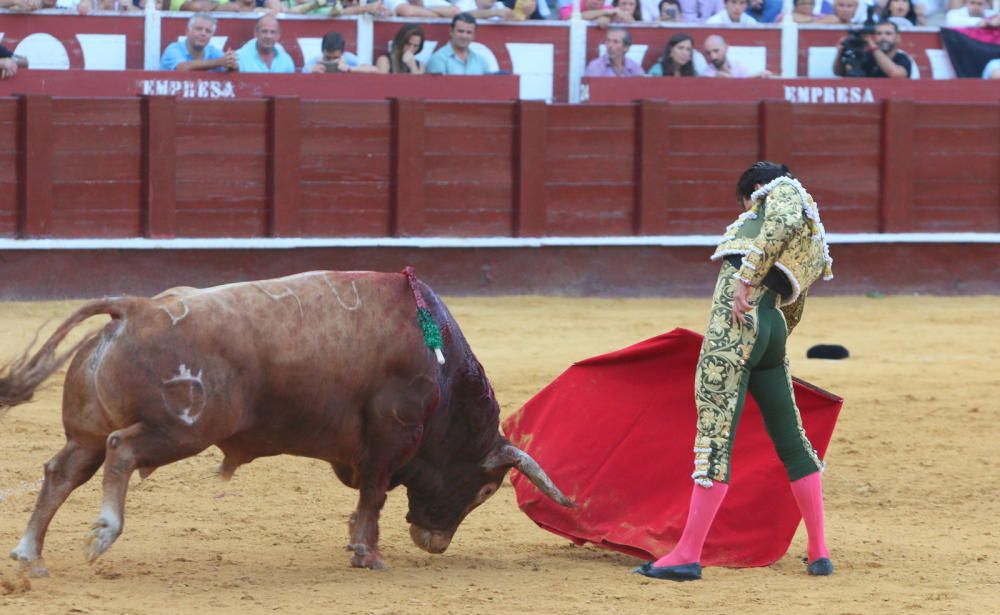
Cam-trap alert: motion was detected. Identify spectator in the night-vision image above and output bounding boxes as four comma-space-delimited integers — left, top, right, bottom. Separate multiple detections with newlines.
613, 0, 643, 21
376, 24, 426, 74
945, 0, 997, 26
648, 32, 697, 76
790, 0, 820, 21
237, 14, 296, 73
501, 0, 545, 19
160, 14, 238, 72
0, 44, 27, 80
983, 58, 1000, 79
833, 20, 911, 78
880, 0, 924, 25
454, 0, 517, 19
283, 0, 391, 15
584, 26, 645, 76
426, 13, 491, 75
746, 0, 782, 21
658, 0, 682, 20
702, 34, 769, 77
0, 0, 92, 11
387, 0, 460, 18
217, 0, 284, 12
675, 0, 724, 21
303, 32, 376, 74
706, 0, 758, 23
560, 0, 617, 24
818, 0, 864, 23
501, 0, 549, 21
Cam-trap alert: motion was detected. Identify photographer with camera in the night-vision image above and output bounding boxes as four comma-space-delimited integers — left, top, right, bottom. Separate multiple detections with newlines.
833, 20, 911, 79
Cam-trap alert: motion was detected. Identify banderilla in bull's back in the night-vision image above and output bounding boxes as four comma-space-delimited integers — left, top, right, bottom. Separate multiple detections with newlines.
0, 269, 573, 577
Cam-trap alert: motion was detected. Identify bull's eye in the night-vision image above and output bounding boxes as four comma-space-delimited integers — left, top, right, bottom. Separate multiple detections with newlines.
484, 487, 494, 496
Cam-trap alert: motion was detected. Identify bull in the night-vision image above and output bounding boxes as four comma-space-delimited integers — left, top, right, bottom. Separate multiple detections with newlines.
0, 269, 572, 576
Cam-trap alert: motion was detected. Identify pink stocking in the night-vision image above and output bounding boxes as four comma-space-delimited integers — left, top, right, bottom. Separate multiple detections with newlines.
653, 482, 729, 567
790, 472, 830, 561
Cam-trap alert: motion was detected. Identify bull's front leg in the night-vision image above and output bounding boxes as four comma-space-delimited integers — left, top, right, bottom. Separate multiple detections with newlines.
347, 474, 389, 570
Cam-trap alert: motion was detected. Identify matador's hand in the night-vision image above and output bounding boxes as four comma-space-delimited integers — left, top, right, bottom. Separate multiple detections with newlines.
732, 279, 753, 326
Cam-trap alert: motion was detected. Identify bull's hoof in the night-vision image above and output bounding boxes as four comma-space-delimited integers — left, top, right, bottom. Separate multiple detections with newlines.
346, 543, 387, 571
83, 518, 121, 563
10, 552, 49, 579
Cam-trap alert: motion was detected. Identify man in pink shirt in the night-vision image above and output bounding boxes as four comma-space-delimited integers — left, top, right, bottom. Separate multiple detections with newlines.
701, 35, 751, 77
584, 27, 645, 77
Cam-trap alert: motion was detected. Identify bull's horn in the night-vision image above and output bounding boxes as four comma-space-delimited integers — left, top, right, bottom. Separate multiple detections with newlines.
491, 444, 575, 508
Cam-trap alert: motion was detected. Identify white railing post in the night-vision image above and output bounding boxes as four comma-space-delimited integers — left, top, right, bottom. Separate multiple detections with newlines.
144, 0, 162, 71
568, 11, 587, 103
780, 13, 798, 78
356, 14, 375, 65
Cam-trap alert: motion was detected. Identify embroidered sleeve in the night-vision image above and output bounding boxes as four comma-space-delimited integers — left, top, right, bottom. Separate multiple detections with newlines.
736, 184, 805, 287
780, 290, 807, 335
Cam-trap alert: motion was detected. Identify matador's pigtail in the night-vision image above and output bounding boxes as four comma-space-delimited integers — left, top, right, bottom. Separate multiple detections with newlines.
402, 266, 445, 365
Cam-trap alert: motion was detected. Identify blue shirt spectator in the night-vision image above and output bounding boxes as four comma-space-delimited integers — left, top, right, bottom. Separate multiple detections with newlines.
237, 14, 296, 74
426, 43, 490, 75
426, 14, 491, 76
160, 40, 225, 72
746, 0, 782, 21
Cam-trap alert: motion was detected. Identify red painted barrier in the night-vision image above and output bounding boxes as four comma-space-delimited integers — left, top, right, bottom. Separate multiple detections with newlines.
0, 96, 996, 240
0, 69, 520, 100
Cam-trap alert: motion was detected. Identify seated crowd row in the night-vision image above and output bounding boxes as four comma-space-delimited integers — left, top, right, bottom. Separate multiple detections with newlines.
1, 0, 997, 28
2, 7, 999, 79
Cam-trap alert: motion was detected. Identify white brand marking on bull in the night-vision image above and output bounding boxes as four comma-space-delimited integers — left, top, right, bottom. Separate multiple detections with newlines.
162, 364, 206, 425
321, 276, 363, 311
252, 283, 305, 315
159, 301, 189, 325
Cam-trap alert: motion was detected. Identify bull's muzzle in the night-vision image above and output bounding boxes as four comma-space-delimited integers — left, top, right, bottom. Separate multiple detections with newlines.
409, 524, 453, 554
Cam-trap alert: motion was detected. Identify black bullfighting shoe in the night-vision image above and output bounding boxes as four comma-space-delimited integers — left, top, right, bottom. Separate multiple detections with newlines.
633, 561, 702, 581
804, 557, 834, 576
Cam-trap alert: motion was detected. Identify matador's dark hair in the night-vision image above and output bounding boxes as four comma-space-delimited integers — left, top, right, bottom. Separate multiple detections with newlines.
737, 161, 794, 204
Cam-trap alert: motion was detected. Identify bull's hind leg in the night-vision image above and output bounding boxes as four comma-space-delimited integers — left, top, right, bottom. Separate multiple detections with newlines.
10, 441, 105, 577
84, 423, 206, 562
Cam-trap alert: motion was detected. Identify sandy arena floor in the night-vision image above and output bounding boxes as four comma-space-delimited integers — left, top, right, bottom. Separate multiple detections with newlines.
0, 295, 997, 615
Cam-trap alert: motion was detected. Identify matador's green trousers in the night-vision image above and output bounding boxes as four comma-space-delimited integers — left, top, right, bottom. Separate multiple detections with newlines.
691, 262, 824, 486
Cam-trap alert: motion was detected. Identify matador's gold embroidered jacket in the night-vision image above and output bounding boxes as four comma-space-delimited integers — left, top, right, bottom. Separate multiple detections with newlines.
709, 176, 833, 318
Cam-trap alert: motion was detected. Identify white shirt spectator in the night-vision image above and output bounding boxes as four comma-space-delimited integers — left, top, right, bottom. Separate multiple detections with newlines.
945, 6, 997, 26
455, 0, 507, 11
706, 8, 758, 22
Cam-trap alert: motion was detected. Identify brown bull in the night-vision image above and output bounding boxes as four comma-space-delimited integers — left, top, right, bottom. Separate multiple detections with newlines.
0, 269, 572, 576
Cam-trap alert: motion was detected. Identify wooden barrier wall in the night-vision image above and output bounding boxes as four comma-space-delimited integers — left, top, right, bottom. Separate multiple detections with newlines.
0, 96, 997, 239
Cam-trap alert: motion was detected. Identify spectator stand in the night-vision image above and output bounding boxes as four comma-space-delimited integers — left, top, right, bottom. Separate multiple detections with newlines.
2, 10, 994, 103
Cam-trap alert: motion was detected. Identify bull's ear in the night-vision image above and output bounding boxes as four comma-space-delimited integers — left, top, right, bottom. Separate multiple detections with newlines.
483, 442, 575, 508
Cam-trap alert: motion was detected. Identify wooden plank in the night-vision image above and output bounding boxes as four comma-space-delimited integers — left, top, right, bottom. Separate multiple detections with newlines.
268, 97, 301, 237
423, 154, 512, 182
422, 208, 512, 237
390, 98, 425, 237
668, 126, 759, 154
300, 101, 391, 126
634, 100, 670, 235
545, 128, 635, 158
424, 126, 514, 154
546, 105, 636, 130
51, 124, 141, 153
759, 100, 792, 164
52, 98, 142, 125
424, 102, 515, 128
514, 100, 547, 237
174, 208, 268, 237
300, 163, 391, 184
668, 103, 759, 127
142, 95, 177, 238
176, 100, 268, 125
300, 127, 392, 156
298, 209, 390, 236
879, 99, 914, 233
18, 95, 53, 238
49, 210, 142, 238
52, 152, 143, 182
52, 181, 143, 212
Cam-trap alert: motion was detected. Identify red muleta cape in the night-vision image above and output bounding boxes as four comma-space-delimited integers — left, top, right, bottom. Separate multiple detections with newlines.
502, 328, 843, 568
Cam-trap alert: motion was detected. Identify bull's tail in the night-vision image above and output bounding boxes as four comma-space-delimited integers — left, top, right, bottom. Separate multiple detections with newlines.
0, 298, 129, 416
402, 267, 445, 366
